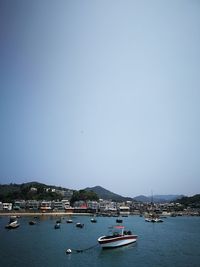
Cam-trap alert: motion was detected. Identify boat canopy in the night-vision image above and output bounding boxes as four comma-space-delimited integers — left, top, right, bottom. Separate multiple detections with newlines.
114, 225, 124, 229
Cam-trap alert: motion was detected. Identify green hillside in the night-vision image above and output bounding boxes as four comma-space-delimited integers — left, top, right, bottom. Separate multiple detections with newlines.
84, 186, 133, 202
0, 182, 68, 202
176, 194, 200, 208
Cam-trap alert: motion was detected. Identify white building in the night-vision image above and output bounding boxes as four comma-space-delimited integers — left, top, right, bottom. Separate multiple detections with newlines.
3, 203, 13, 211
40, 201, 52, 211
119, 206, 130, 215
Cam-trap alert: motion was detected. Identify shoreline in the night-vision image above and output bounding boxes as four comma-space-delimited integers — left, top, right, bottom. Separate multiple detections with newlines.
0, 212, 92, 216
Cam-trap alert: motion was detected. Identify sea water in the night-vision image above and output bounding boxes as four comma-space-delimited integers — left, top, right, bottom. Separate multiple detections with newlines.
0, 215, 199, 267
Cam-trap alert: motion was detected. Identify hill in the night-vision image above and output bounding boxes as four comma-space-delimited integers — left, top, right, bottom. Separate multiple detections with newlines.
176, 194, 200, 208
84, 186, 133, 202
133, 194, 184, 203
0, 182, 73, 202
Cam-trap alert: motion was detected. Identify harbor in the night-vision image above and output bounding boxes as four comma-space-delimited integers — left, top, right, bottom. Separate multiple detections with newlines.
1, 214, 200, 267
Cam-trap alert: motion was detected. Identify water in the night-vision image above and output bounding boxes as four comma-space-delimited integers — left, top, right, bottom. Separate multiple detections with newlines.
0, 215, 200, 267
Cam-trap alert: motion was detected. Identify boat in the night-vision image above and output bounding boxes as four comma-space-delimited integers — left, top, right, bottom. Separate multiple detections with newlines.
98, 225, 138, 248
116, 218, 123, 223
5, 220, 20, 229
145, 215, 163, 223
76, 222, 84, 228
66, 219, 73, 223
29, 221, 36, 225
54, 223, 60, 229
91, 218, 97, 223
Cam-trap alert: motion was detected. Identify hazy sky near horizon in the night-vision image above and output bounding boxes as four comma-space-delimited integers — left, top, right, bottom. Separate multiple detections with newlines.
1, 0, 200, 197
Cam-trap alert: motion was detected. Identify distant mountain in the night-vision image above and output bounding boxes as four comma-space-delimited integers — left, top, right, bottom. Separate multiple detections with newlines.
133, 195, 150, 203
84, 186, 133, 202
133, 194, 184, 203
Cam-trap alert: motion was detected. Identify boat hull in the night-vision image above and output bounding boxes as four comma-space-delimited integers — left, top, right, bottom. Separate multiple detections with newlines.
5, 222, 20, 229
98, 235, 137, 248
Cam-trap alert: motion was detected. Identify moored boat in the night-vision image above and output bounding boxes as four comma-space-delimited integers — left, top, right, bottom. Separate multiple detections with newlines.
54, 223, 60, 229
29, 221, 36, 225
91, 218, 97, 223
66, 219, 73, 223
145, 215, 163, 223
76, 222, 84, 228
98, 226, 138, 248
5, 220, 20, 229
116, 218, 123, 223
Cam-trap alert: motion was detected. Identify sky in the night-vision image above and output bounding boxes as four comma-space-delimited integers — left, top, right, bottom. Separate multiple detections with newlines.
0, 0, 200, 197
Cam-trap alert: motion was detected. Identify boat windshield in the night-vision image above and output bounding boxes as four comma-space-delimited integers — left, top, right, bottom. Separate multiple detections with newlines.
107, 225, 124, 236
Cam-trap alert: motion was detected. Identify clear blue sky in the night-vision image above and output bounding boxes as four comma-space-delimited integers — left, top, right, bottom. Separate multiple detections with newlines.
0, 0, 200, 197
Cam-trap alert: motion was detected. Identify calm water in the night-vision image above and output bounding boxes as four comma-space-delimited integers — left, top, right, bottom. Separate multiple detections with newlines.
0, 215, 200, 267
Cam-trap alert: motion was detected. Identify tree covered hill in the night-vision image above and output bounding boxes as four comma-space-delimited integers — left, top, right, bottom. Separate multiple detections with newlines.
70, 189, 99, 205
176, 194, 200, 208
84, 185, 133, 202
0, 182, 71, 202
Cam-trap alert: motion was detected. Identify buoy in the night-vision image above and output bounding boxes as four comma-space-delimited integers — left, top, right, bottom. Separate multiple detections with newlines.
66, 249, 72, 254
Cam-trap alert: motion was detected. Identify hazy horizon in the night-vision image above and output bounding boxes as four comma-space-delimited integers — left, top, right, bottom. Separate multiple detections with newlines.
1, 0, 200, 197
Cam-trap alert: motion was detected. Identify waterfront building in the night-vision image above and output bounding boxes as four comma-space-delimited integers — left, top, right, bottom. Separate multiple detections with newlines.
87, 200, 99, 211
62, 199, 71, 209
52, 201, 65, 210
40, 201, 52, 211
13, 200, 26, 210
26, 200, 40, 210
119, 206, 130, 216
2, 203, 12, 211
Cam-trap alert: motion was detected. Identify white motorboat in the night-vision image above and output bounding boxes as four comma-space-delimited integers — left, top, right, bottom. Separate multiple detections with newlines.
145, 216, 163, 223
98, 226, 138, 248
5, 220, 20, 229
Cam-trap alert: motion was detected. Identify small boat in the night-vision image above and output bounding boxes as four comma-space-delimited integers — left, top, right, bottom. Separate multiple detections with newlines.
66, 219, 73, 223
29, 221, 36, 225
98, 226, 138, 248
56, 219, 61, 224
76, 223, 84, 228
153, 218, 163, 223
54, 223, 60, 229
116, 218, 123, 223
91, 218, 97, 223
5, 220, 20, 229
145, 216, 163, 223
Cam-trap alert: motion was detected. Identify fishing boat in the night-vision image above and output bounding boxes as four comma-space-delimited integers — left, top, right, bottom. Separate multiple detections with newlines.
98, 225, 138, 248
91, 218, 97, 223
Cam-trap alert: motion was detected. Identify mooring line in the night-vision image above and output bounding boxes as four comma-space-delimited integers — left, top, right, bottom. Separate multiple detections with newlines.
66, 243, 99, 254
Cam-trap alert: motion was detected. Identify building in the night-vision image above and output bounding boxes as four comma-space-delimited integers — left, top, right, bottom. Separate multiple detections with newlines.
26, 200, 40, 210
40, 201, 52, 211
3, 203, 12, 211
52, 201, 65, 210
118, 206, 130, 216
13, 200, 26, 210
